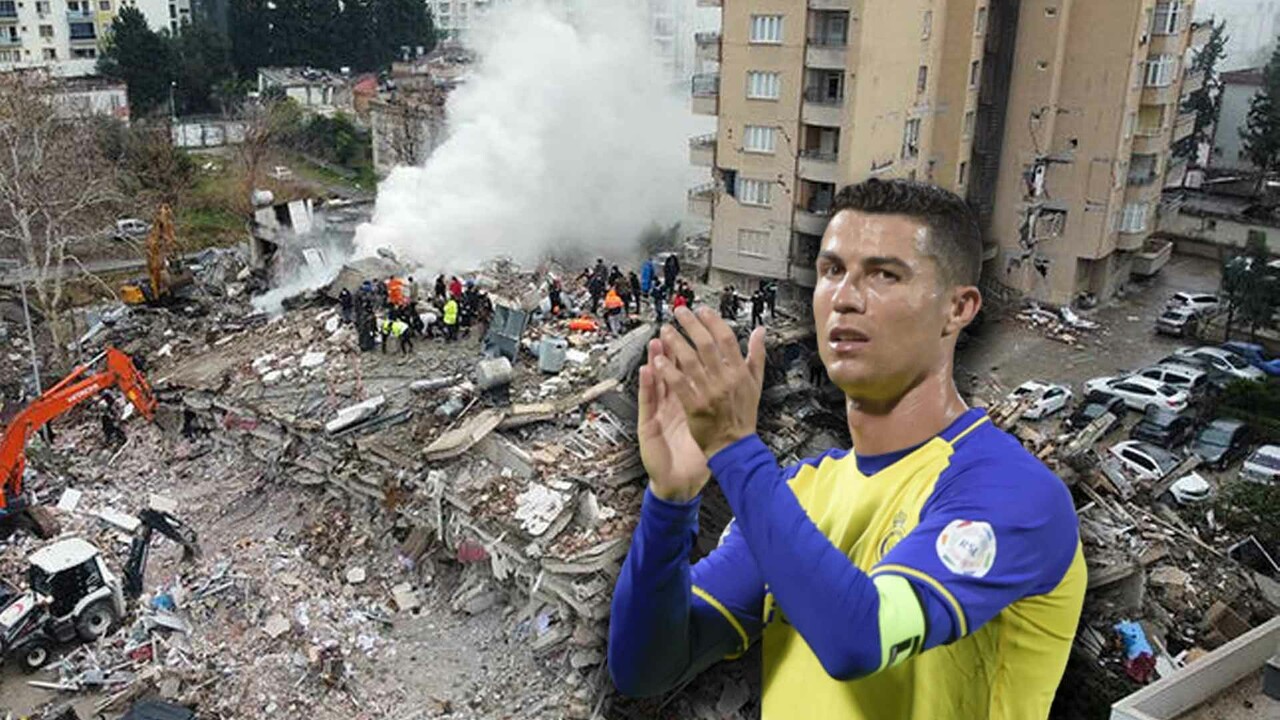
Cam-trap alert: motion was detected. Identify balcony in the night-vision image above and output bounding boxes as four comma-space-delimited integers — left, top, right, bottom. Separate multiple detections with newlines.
695, 32, 720, 63
1132, 127, 1166, 154
1125, 177, 1162, 204
1181, 68, 1205, 96
1190, 21, 1212, 47
68, 23, 96, 42
805, 41, 847, 70
67, 8, 93, 20
798, 149, 840, 184
802, 87, 844, 127
689, 133, 715, 167
691, 73, 718, 116
1140, 83, 1178, 107
794, 206, 832, 236
695, 0, 720, 7
1164, 157, 1188, 189
1173, 111, 1195, 142
688, 183, 714, 219
1147, 32, 1183, 56
808, 0, 852, 9
0, 33, 17, 46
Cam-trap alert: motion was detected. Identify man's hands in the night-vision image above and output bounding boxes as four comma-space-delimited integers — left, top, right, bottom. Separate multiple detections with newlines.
637, 308, 767, 502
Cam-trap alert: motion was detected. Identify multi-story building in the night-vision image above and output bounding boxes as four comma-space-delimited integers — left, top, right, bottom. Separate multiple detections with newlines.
0, 0, 188, 76
1210, 68, 1262, 171
428, 0, 495, 43
693, 0, 1209, 306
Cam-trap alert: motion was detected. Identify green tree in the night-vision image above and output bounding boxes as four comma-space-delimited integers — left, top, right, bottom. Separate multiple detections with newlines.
1174, 20, 1227, 162
97, 7, 173, 117
1222, 231, 1279, 341
1241, 43, 1280, 194
371, 0, 436, 68
227, 0, 272, 80
270, 0, 342, 69
170, 12, 236, 116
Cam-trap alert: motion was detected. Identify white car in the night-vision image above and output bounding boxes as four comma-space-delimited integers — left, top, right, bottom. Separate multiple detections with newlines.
1174, 346, 1266, 381
1084, 375, 1189, 413
1006, 381, 1072, 420
1109, 440, 1180, 483
1166, 292, 1220, 317
1240, 444, 1280, 484
268, 165, 294, 181
1135, 364, 1210, 397
1168, 472, 1213, 505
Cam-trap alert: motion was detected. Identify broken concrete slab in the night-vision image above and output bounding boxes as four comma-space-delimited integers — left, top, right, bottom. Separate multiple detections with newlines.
410, 376, 457, 393
148, 493, 179, 516
475, 356, 514, 391
263, 613, 290, 639
477, 433, 535, 479
423, 408, 505, 462
95, 507, 142, 533
346, 566, 367, 584
1149, 565, 1192, 589
391, 583, 421, 613
513, 483, 572, 537
325, 395, 385, 434
299, 351, 327, 369
56, 488, 83, 514
602, 323, 655, 381
497, 403, 557, 430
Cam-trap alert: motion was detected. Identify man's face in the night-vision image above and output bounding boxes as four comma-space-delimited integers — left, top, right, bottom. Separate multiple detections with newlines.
812, 210, 958, 402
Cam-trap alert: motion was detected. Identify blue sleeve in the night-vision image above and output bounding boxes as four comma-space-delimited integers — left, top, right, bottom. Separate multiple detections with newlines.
608, 489, 763, 697
706, 436, 942, 680
872, 456, 1080, 644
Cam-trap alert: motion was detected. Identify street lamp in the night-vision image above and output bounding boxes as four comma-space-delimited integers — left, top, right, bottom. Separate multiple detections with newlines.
169, 80, 177, 121
0, 258, 43, 396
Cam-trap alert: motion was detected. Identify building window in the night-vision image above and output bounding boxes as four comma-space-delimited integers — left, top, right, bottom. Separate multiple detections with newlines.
42, 47, 57, 59
958, 161, 968, 186
72, 47, 95, 58
917, 65, 928, 94
746, 71, 780, 100
975, 6, 987, 34
963, 110, 975, 137
35, 0, 49, 12
1153, 1, 1183, 35
99, 0, 110, 9
749, 15, 783, 44
921, 10, 932, 39
743, 125, 776, 153
169, 4, 175, 17
736, 177, 772, 207
902, 118, 921, 158
39, 25, 54, 38
969, 60, 980, 88
1118, 203, 1149, 233
1145, 55, 1177, 87
1140, 8, 1152, 44
737, 229, 771, 258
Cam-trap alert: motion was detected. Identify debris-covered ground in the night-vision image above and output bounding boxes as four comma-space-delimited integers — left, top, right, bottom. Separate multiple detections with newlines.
2, 246, 1277, 719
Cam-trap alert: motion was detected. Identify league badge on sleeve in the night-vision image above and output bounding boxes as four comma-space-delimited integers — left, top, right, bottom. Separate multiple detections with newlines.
936, 520, 996, 578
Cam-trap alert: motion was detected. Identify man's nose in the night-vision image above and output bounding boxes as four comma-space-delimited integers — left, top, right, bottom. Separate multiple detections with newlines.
830, 274, 865, 313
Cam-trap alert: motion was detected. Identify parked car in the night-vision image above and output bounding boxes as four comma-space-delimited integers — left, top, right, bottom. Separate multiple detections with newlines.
1166, 292, 1220, 317
1135, 364, 1210, 399
1157, 353, 1233, 391
268, 165, 294, 180
1066, 391, 1127, 433
1155, 307, 1200, 337
1220, 342, 1280, 377
1109, 440, 1180, 483
1190, 419, 1251, 470
1167, 472, 1213, 505
1240, 444, 1280, 484
1084, 375, 1189, 413
1130, 405, 1196, 449
1174, 346, 1266, 382
112, 218, 150, 241
1006, 381, 1072, 420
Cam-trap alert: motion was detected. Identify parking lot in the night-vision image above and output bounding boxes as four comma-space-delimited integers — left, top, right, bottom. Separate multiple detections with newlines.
962, 253, 1224, 394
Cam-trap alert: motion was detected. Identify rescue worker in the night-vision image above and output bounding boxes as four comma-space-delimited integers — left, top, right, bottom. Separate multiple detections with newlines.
434, 274, 447, 303
392, 318, 412, 354
662, 253, 680, 290
640, 258, 655, 295
650, 279, 667, 323
101, 395, 125, 447
751, 288, 766, 328
379, 317, 393, 353
338, 288, 354, 325
629, 271, 642, 314
443, 296, 459, 342
604, 285, 625, 334
548, 278, 564, 316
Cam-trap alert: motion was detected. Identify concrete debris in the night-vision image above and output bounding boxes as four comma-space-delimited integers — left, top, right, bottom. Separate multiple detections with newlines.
324, 394, 385, 434
391, 583, 421, 612
299, 350, 327, 368
345, 565, 367, 584
56, 488, 83, 513
514, 483, 571, 536
475, 356, 514, 391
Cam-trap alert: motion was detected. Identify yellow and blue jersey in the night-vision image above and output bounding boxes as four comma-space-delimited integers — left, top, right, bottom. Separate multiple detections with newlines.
609, 408, 1086, 719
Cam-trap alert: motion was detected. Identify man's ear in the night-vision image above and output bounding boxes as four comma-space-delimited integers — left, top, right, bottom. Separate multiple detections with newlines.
943, 285, 982, 337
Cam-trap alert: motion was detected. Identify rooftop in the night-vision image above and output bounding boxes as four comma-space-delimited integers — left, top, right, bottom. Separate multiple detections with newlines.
258, 66, 352, 88
1220, 68, 1264, 87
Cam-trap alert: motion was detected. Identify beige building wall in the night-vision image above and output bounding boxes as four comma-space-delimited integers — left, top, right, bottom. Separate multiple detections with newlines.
928, 0, 984, 196
990, 0, 1200, 305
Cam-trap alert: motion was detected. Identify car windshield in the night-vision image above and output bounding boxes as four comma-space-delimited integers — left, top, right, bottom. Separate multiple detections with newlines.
1081, 404, 1105, 419
1250, 450, 1280, 471
1198, 427, 1233, 446
1222, 354, 1248, 369
1157, 384, 1179, 397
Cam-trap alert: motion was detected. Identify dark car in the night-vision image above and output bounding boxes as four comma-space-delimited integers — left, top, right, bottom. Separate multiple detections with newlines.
1130, 405, 1196, 449
1067, 391, 1127, 433
1190, 419, 1250, 470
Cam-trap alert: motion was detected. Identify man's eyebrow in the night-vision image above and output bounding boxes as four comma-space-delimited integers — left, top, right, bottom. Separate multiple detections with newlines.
816, 250, 844, 265
863, 256, 914, 274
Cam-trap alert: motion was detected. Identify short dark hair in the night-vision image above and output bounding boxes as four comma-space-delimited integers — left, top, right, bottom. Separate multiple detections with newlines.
830, 178, 982, 287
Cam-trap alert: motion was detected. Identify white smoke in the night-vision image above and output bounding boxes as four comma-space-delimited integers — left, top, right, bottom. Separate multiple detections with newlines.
353, 0, 692, 272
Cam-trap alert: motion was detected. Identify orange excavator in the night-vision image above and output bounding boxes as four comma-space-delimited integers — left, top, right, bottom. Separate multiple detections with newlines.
0, 347, 156, 539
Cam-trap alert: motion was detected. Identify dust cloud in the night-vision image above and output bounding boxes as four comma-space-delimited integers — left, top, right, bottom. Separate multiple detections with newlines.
352, 0, 692, 272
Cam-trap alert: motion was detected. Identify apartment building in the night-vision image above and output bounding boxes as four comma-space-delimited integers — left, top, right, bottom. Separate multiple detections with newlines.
429, 0, 495, 43
0, 0, 189, 76
692, 0, 1208, 306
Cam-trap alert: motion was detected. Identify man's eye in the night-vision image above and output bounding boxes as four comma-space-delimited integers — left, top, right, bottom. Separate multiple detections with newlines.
820, 264, 843, 277
871, 269, 899, 282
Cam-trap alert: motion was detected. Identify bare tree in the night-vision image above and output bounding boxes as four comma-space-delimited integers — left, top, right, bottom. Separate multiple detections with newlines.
234, 96, 300, 212
0, 71, 121, 358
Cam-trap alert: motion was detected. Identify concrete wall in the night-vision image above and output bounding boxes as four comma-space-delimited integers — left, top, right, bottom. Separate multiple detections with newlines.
1158, 211, 1280, 256
1211, 81, 1257, 170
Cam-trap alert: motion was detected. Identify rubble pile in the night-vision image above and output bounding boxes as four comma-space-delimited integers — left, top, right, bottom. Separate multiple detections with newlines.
1013, 301, 1102, 346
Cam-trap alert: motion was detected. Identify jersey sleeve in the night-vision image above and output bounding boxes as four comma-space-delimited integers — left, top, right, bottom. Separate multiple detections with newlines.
690, 519, 764, 657
870, 457, 1079, 643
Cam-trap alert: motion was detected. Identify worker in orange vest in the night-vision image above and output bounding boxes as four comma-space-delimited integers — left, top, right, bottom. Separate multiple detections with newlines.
387, 276, 405, 307
604, 286, 625, 334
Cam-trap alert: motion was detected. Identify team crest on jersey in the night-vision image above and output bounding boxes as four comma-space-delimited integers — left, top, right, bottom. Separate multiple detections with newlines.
877, 511, 909, 559
936, 519, 996, 577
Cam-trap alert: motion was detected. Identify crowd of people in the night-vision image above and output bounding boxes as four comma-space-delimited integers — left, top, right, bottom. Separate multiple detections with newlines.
336, 274, 494, 355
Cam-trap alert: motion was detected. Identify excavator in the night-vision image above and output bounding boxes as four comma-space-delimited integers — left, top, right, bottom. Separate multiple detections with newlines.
119, 204, 192, 306
0, 347, 156, 539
